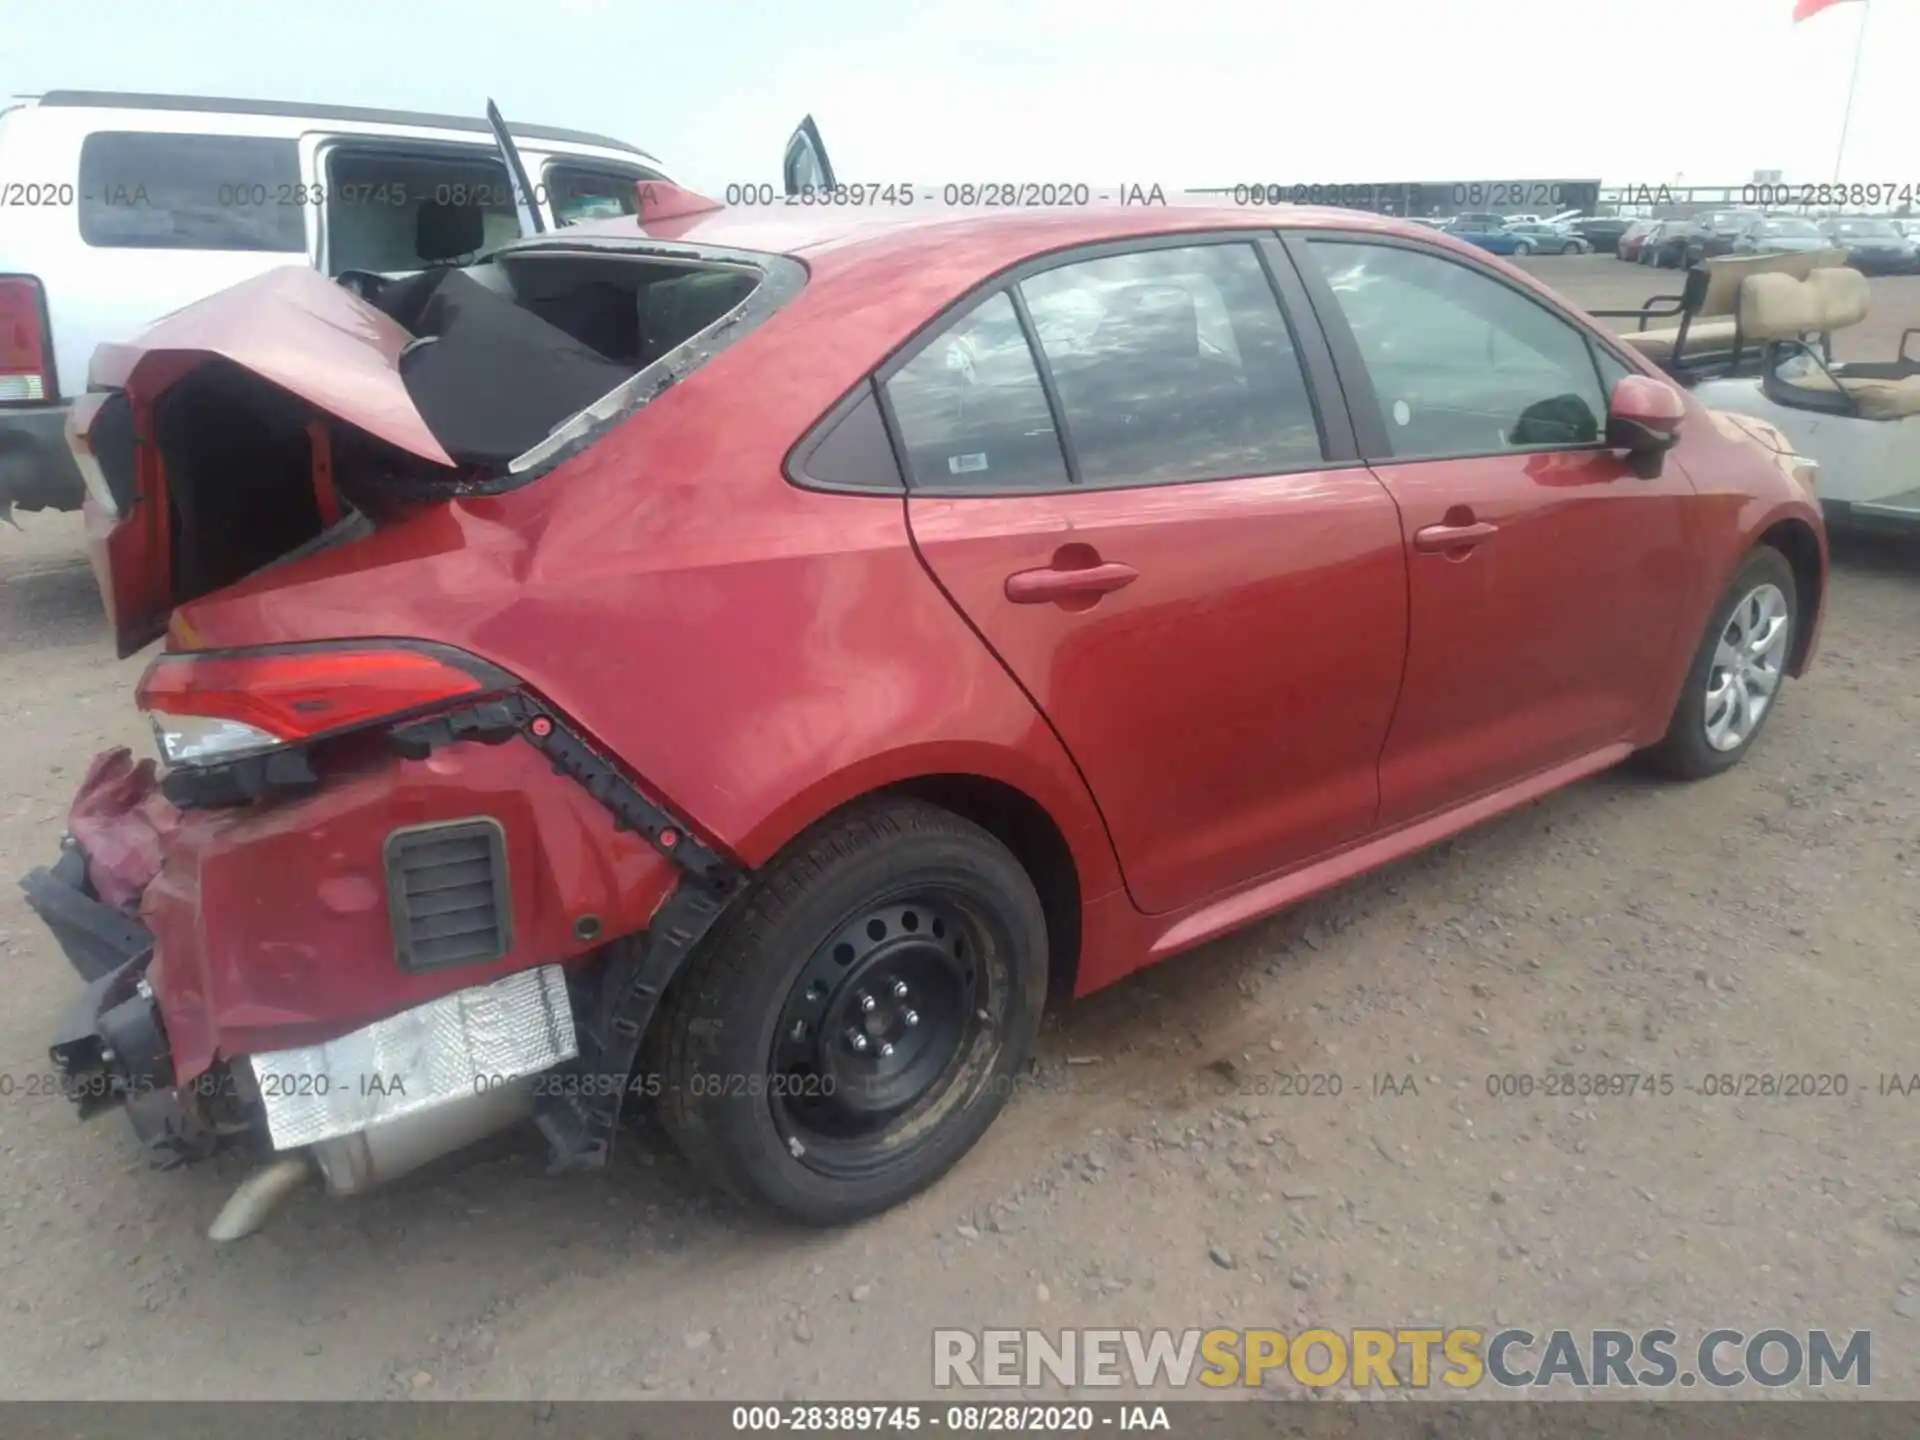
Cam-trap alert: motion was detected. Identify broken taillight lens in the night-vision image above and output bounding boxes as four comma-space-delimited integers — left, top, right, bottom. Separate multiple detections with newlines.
135, 642, 513, 767
0, 276, 52, 404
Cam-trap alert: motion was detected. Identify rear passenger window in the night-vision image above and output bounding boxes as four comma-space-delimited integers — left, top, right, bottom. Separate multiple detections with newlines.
78, 133, 305, 252
884, 291, 1069, 491
1018, 243, 1324, 487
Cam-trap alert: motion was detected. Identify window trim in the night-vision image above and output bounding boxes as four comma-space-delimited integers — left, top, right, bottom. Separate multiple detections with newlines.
1281, 228, 1625, 464
866, 229, 1359, 498
1005, 282, 1084, 484
76, 130, 308, 254
785, 377, 907, 494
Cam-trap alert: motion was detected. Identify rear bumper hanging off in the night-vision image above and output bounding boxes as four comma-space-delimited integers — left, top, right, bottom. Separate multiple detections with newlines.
19, 841, 153, 984
20, 687, 753, 1186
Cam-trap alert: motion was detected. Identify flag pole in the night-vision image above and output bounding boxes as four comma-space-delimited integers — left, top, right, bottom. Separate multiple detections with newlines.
1831, 0, 1870, 182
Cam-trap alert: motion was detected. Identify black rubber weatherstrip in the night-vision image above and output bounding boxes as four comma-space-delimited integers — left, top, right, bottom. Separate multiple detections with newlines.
388, 692, 741, 891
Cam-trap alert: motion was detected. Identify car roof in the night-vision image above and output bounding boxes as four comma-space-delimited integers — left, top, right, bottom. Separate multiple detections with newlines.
18, 89, 656, 160
538, 200, 1445, 276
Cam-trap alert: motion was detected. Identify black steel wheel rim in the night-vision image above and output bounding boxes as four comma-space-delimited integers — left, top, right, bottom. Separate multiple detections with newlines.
769, 888, 1004, 1179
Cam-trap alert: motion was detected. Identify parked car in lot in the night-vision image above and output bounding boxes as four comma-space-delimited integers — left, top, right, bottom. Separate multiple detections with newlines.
1443, 217, 1540, 255
1821, 215, 1919, 274
1642, 221, 1709, 269
1617, 219, 1661, 262
1699, 210, 1766, 257
1570, 216, 1632, 254
0, 90, 671, 518
1732, 215, 1836, 257
1504, 222, 1592, 255
22, 145, 1828, 1237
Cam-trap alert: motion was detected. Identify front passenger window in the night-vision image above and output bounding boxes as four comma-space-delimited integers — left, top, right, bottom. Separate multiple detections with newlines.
1307, 240, 1608, 459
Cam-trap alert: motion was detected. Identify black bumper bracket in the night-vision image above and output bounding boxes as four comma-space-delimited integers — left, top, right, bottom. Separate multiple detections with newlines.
20, 843, 155, 982
389, 691, 750, 1170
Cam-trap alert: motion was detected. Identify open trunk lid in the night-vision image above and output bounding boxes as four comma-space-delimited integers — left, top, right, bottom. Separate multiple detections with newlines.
71, 257, 657, 657
70, 266, 462, 656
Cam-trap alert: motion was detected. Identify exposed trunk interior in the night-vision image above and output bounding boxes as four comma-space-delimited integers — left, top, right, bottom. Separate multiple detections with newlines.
124, 250, 762, 620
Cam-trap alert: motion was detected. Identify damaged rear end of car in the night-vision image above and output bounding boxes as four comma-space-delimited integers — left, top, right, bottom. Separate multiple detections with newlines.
21, 219, 803, 1237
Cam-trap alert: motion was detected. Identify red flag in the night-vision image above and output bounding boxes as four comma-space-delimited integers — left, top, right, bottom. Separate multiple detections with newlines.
1793, 0, 1861, 21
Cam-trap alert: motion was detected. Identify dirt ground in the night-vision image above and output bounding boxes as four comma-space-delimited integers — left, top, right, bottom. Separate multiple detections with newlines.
1, 257, 1918, 1402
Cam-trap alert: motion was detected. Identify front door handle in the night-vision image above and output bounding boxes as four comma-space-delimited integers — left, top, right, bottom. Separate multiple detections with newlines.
1004, 561, 1139, 604
1413, 520, 1498, 553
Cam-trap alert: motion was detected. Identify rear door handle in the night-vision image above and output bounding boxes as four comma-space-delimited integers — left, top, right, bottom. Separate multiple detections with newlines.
1004, 561, 1139, 604
1413, 520, 1498, 553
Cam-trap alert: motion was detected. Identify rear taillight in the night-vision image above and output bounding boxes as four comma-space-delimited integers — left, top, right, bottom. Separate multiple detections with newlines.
0, 276, 52, 404
136, 642, 514, 767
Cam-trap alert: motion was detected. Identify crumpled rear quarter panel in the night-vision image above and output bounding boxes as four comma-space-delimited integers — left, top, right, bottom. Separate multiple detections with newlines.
143, 738, 675, 1081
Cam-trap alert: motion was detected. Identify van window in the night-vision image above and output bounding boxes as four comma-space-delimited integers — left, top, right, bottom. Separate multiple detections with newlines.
77, 133, 306, 251
323, 147, 528, 275
546, 163, 656, 226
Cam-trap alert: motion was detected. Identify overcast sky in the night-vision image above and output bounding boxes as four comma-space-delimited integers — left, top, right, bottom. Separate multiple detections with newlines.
3, 0, 1909, 196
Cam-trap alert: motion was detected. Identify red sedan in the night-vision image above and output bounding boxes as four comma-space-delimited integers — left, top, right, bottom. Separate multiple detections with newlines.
1616, 219, 1661, 263
28, 190, 1825, 1232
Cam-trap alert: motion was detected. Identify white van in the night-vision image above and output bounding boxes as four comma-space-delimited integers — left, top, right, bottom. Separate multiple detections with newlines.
0, 90, 674, 516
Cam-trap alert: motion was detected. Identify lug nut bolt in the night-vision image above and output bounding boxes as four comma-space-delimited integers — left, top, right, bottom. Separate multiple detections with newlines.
879, 1042, 895, 1058
860, 993, 876, 1013
847, 1030, 869, 1053
891, 979, 909, 999
903, 1009, 920, 1028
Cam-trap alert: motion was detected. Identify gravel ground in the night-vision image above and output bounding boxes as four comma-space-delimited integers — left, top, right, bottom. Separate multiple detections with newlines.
0, 257, 1917, 1401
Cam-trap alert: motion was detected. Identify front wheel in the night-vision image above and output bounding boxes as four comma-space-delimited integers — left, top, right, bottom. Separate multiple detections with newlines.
1513, 241, 1534, 256
649, 799, 1048, 1224
1643, 547, 1798, 780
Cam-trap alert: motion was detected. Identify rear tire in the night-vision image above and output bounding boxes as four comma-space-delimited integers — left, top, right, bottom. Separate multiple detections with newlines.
650, 799, 1048, 1224
1643, 547, 1798, 780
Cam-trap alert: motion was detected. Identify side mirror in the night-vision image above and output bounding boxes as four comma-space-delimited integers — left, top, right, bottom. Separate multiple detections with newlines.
1606, 374, 1687, 479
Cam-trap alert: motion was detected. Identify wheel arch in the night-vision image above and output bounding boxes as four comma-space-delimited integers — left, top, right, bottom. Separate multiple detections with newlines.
725, 741, 1122, 1004
884, 773, 1084, 1002
1756, 516, 1825, 676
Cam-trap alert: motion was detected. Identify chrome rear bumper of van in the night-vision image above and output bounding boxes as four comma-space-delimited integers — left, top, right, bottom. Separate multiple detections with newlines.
0, 403, 84, 515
